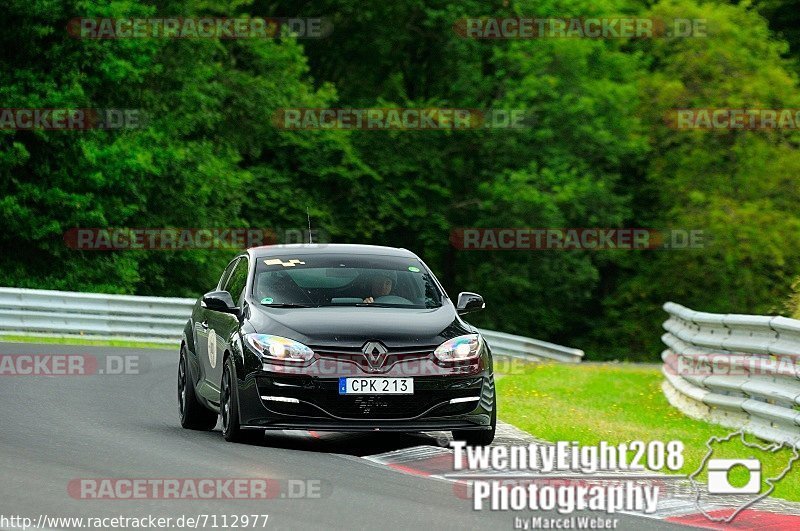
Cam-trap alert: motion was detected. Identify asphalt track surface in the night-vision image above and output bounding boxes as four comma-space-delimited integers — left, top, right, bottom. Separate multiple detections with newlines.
0, 343, 688, 530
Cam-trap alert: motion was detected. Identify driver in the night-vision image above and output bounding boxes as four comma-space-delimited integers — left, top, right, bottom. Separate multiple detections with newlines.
363, 272, 394, 303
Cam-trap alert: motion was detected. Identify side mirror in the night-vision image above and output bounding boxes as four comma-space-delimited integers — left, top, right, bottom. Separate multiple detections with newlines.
201, 290, 239, 315
456, 292, 485, 315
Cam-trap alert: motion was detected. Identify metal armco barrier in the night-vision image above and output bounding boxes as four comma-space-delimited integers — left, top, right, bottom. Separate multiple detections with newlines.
0, 287, 192, 344
477, 329, 583, 363
661, 301, 800, 447
0, 287, 583, 362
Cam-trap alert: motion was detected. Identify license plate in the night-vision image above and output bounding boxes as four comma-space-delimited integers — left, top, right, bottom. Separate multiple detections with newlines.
338, 377, 414, 395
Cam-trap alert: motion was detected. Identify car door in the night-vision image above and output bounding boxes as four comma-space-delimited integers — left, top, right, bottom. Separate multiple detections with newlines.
204, 255, 249, 400
195, 258, 239, 402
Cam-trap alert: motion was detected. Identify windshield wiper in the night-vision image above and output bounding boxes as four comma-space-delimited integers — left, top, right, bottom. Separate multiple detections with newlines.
260, 302, 316, 308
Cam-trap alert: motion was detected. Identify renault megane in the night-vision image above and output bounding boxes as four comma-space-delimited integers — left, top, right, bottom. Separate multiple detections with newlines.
178, 244, 496, 445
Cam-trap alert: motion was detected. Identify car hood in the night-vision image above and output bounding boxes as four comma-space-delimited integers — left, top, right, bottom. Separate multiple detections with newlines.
246, 304, 472, 348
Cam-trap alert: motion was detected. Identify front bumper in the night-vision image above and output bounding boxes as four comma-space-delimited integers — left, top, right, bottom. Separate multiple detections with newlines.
237, 372, 495, 432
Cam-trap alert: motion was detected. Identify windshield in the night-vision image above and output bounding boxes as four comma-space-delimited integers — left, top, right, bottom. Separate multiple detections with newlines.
252, 253, 443, 309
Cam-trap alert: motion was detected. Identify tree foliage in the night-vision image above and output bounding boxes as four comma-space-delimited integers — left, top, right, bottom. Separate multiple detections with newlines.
2, 0, 799, 359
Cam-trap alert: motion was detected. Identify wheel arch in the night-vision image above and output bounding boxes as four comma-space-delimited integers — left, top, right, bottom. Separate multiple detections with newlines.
182, 320, 196, 356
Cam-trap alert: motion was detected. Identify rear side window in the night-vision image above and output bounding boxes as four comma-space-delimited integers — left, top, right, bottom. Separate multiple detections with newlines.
223, 257, 249, 304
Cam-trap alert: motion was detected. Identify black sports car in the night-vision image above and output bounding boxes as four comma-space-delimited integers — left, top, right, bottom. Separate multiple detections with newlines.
178, 244, 496, 445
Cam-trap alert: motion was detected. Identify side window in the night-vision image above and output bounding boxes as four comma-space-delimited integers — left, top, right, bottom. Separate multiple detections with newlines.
224, 257, 249, 304
217, 259, 238, 291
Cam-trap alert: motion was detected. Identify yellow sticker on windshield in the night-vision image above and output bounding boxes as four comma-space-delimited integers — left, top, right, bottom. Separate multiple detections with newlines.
264, 258, 306, 267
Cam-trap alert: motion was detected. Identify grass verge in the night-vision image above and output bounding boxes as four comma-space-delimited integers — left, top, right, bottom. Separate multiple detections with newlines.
0, 334, 174, 350
497, 362, 800, 502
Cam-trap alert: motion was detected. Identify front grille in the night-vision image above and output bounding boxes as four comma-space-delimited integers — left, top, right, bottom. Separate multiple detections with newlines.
308, 343, 437, 372
257, 376, 483, 420
308, 343, 437, 355
318, 391, 462, 419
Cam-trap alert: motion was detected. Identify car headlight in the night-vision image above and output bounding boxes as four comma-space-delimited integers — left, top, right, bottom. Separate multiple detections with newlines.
434, 334, 482, 362
246, 334, 314, 363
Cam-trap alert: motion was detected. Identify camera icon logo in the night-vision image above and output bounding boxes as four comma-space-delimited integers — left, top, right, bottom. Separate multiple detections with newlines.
707, 458, 761, 494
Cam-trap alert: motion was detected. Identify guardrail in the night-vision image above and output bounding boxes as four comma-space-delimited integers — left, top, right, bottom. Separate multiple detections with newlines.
661, 302, 800, 447
0, 287, 583, 362
0, 287, 192, 344
477, 329, 583, 363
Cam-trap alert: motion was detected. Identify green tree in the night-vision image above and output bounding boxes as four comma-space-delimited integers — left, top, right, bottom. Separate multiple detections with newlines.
0, 0, 375, 297
597, 0, 800, 359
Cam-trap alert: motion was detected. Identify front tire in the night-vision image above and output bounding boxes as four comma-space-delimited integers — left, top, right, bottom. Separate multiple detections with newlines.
221, 355, 261, 443
178, 345, 218, 430
452, 402, 496, 446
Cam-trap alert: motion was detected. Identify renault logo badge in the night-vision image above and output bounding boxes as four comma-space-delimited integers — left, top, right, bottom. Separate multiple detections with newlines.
361, 341, 389, 370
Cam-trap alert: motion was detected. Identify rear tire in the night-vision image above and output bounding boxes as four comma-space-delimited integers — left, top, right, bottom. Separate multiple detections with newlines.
221, 355, 262, 443
178, 345, 218, 430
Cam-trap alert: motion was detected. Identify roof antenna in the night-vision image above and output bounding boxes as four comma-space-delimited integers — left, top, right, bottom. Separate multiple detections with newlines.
306, 207, 313, 244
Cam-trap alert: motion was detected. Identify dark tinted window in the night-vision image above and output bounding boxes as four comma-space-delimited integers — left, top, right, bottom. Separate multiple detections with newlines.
224, 257, 249, 303
217, 259, 239, 290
